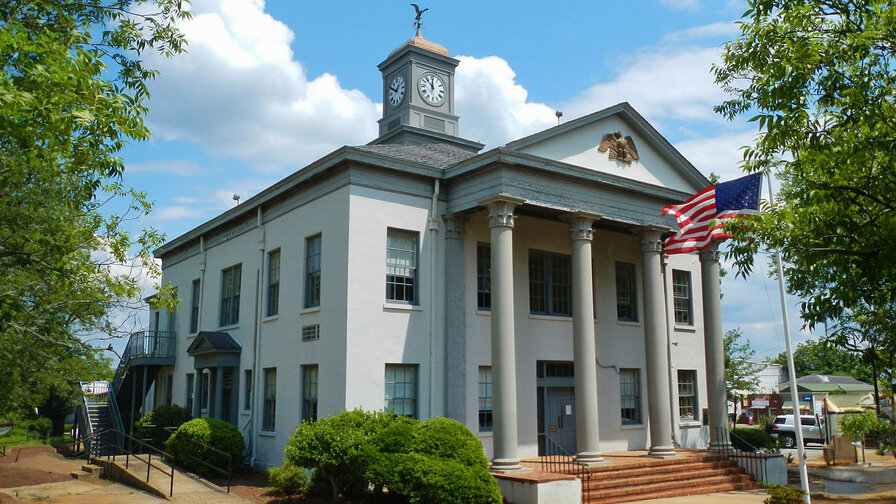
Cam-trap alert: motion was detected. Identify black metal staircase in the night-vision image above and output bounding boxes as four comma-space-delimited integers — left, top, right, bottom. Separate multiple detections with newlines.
75, 381, 125, 456
111, 331, 176, 433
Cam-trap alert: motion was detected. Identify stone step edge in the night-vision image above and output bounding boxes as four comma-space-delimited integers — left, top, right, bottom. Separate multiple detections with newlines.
584, 460, 740, 478
586, 467, 748, 490
586, 481, 756, 504
590, 474, 754, 499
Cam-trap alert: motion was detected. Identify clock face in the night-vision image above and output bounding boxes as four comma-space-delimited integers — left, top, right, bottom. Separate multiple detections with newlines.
418, 73, 445, 105
388, 75, 405, 107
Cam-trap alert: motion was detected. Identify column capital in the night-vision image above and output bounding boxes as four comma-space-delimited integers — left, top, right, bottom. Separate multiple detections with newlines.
564, 211, 602, 242
637, 225, 667, 253
698, 243, 721, 263
444, 214, 466, 240
481, 195, 525, 229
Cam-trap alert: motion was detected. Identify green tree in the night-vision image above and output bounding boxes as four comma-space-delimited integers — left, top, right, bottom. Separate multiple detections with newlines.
0, 0, 188, 417
724, 328, 763, 411
770, 338, 873, 384
38, 349, 114, 435
713, 2, 896, 335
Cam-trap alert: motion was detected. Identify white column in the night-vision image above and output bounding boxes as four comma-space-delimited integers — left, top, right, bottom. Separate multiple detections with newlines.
566, 212, 606, 465
700, 245, 731, 450
193, 368, 202, 418
482, 195, 525, 472
639, 227, 676, 457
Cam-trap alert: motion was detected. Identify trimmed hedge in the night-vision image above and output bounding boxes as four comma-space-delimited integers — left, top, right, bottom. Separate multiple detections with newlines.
731, 427, 781, 451
268, 462, 309, 496
165, 418, 244, 475
135, 405, 192, 449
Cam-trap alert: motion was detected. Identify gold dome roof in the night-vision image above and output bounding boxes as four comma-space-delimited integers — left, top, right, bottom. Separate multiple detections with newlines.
389, 29, 449, 57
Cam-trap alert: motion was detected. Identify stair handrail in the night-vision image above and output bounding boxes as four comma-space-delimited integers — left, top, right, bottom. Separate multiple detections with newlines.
106, 387, 127, 434
716, 427, 768, 484
112, 331, 177, 393
89, 427, 176, 497
540, 436, 593, 501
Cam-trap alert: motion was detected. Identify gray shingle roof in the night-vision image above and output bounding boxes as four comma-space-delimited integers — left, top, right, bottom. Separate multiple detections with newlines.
354, 143, 478, 167
187, 331, 242, 354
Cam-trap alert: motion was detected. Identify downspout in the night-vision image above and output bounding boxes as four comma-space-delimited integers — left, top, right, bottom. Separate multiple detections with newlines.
198, 236, 206, 330
428, 179, 440, 417
250, 206, 265, 467
661, 254, 681, 447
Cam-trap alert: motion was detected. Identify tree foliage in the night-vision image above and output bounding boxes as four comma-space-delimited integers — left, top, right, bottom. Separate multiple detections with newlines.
724, 328, 763, 406
713, 0, 896, 332
771, 338, 874, 383
0, 0, 188, 416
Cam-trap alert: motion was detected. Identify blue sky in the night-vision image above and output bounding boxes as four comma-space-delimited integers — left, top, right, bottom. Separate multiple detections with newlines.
116, 0, 818, 361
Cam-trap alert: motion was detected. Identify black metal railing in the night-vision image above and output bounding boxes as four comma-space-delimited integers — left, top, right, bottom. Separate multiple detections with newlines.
111, 331, 176, 391
540, 437, 592, 502
86, 427, 176, 497
715, 427, 771, 483
162, 426, 234, 492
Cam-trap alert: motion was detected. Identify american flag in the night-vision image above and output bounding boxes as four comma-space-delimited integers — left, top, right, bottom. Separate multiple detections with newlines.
661, 172, 762, 254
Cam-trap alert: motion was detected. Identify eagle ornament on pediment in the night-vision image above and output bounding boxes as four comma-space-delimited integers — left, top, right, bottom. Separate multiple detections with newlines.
598, 131, 639, 164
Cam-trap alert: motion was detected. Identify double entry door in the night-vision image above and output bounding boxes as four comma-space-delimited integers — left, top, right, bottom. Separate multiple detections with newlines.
536, 361, 576, 455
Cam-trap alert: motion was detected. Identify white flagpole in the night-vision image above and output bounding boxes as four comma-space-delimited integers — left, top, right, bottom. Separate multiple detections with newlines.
767, 175, 811, 503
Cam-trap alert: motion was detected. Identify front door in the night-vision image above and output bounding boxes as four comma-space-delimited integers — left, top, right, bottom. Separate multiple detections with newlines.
536, 361, 576, 456
545, 387, 576, 454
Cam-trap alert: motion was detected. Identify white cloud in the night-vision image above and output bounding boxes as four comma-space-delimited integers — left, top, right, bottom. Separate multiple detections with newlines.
673, 129, 756, 181
144, 0, 379, 173
661, 22, 738, 44
658, 0, 701, 11
563, 46, 728, 131
128, 159, 207, 176
454, 55, 557, 147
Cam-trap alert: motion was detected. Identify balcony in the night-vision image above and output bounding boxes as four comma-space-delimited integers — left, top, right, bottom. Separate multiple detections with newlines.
112, 331, 176, 392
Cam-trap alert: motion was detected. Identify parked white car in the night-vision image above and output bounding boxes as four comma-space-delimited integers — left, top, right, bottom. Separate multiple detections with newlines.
770, 414, 826, 447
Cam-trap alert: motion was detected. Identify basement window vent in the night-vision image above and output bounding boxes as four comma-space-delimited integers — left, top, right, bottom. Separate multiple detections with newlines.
423, 115, 445, 132
302, 324, 320, 342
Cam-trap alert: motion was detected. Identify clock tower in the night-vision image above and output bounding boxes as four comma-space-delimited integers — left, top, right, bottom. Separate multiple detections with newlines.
373, 28, 481, 151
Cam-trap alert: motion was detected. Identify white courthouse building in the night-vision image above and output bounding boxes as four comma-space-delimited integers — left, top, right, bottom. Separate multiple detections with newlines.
137, 30, 732, 470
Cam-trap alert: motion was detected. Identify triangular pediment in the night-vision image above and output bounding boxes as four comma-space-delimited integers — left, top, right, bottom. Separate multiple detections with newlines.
504, 103, 708, 194
187, 331, 241, 356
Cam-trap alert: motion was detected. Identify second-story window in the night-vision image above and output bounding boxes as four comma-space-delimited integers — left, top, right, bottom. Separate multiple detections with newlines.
220, 264, 242, 326
615, 262, 637, 322
672, 270, 693, 325
477, 243, 491, 311
189, 279, 200, 333
267, 249, 280, 317
386, 229, 418, 304
305, 235, 321, 308
528, 250, 571, 316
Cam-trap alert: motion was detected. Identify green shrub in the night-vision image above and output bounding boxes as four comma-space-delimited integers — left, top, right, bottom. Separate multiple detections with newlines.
26, 417, 52, 438
413, 417, 488, 466
165, 418, 244, 475
762, 483, 805, 504
135, 405, 192, 449
731, 427, 780, 451
268, 462, 309, 496
839, 412, 889, 442
284, 409, 399, 501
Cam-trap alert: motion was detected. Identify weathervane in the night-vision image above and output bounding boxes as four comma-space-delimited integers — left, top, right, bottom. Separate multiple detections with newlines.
411, 4, 428, 33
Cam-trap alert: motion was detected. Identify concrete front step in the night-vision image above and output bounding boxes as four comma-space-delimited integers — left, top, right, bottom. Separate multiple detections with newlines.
69, 464, 103, 480
591, 481, 755, 504
587, 460, 739, 480
587, 466, 749, 491
590, 473, 754, 500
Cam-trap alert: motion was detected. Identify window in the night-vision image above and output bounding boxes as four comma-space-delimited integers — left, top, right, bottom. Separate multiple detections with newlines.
302, 324, 320, 342
165, 374, 173, 406
185, 373, 194, 412
615, 262, 637, 322
201, 371, 210, 411
305, 235, 321, 308
302, 365, 319, 423
528, 251, 571, 316
220, 264, 242, 326
386, 229, 418, 303
477, 243, 491, 310
243, 370, 252, 410
620, 369, 641, 425
190, 279, 200, 333
384, 364, 417, 418
262, 368, 276, 430
478, 367, 493, 432
267, 250, 280, 317
678, 370, 697, 421
672, 270, 692, 325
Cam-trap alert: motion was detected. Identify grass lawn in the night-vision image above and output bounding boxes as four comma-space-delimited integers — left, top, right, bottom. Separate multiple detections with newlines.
0, 426, 72, 451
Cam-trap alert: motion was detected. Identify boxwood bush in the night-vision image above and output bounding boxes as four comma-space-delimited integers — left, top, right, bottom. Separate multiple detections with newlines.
268, 461, 309, 496
135, 405, 192, 449
731, 427, 781, 451
165, 418, 244, 475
